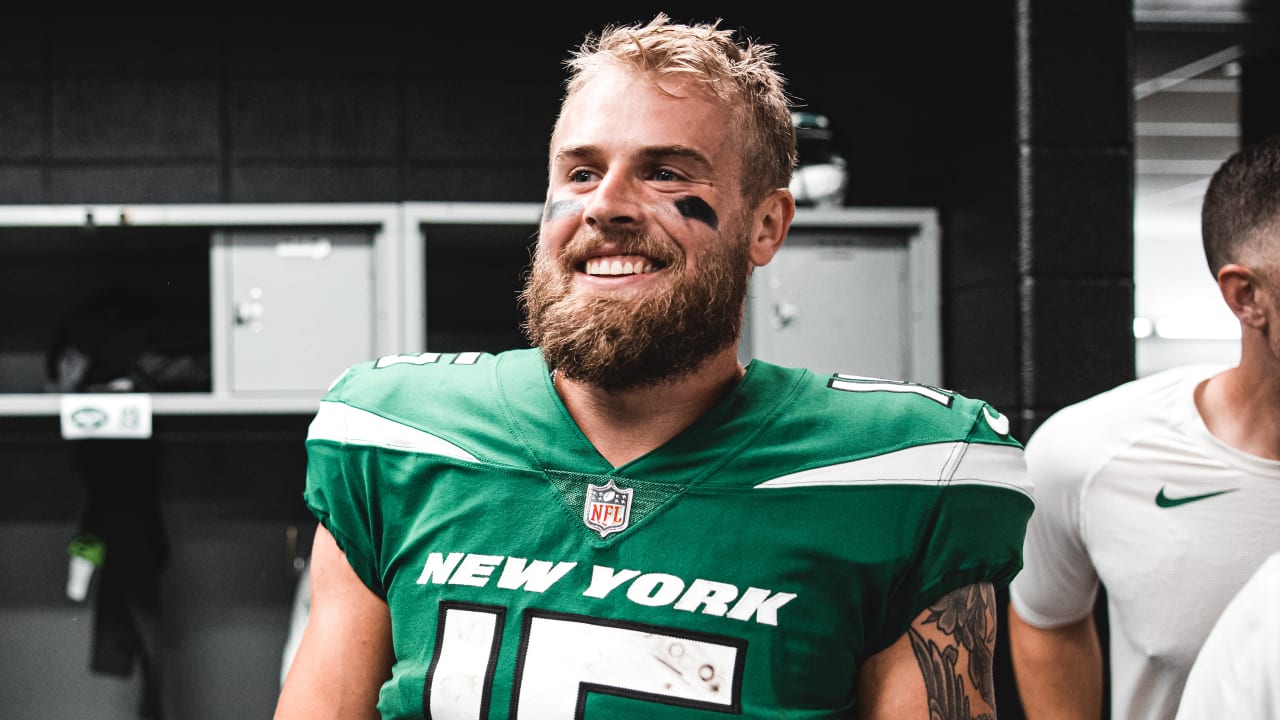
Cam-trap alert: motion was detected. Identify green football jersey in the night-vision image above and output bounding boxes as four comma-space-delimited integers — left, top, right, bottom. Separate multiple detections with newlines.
304, 347, 1032, 719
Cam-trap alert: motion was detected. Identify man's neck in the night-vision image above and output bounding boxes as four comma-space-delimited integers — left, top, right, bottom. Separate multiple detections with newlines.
553, 348, 747, 468
1197, 351, 1280, 460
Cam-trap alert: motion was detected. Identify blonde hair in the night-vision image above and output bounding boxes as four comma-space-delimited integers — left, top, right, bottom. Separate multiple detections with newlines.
560, 13, 798, 203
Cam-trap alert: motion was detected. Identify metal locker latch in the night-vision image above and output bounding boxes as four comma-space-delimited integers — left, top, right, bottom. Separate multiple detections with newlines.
772, 300, 798, 329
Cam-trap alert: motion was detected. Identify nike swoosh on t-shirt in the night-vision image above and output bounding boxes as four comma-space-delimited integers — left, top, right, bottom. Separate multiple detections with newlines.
1155, 486, 1238, 508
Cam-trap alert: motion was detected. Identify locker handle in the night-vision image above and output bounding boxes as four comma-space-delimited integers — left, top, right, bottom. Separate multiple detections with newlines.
235, 300, 264, 326
772, 300, 798, 329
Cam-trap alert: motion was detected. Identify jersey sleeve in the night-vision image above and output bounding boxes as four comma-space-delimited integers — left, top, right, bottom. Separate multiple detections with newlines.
896, 401, 1034, 631
1008, 404, 1101, 627
302, 362, 387, 598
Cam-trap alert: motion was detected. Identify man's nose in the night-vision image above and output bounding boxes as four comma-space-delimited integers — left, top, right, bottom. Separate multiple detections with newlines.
583, 171, 646, 229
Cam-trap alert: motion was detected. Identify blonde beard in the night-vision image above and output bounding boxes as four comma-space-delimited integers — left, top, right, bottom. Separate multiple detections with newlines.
520, 225, 751, 391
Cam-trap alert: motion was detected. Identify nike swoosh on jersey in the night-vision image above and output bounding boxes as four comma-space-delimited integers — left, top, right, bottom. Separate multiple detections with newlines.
1155, 486, 1239, 508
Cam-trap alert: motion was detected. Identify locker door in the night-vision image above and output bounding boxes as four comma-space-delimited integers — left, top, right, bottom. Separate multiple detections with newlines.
226, 230, 373, 394
746, 231, 911, 379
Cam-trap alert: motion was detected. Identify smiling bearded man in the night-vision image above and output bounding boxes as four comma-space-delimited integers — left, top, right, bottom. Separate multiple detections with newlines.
520, 216, 753, 392
277, 15, 1031, 720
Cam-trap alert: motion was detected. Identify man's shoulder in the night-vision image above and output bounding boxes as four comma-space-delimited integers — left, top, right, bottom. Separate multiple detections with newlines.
330, 349, 529, 389
322, 348, 540, 410
813, 371, 1001, 422
308, 348, 540, 454
1024, 364, 1225, 474
755, 364, 1015, 452
1037, 364, 1220, 432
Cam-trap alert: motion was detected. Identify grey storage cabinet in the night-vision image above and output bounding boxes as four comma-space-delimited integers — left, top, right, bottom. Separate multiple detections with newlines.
213, 229, 375, 396
743, 207, 941, 386
0, 203, 939, 416
0, 204, 408, 417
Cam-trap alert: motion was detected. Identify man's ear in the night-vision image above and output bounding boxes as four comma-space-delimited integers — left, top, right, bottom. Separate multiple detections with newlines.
749, 188, 796, 267
1219, 263, 1266, 328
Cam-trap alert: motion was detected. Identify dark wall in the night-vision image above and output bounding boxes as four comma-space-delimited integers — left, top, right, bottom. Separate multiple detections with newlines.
0, 7, 1137, 719
0, 12, 958, 207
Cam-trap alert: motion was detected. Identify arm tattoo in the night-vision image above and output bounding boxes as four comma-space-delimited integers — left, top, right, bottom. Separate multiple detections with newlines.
906, 583, 997, 720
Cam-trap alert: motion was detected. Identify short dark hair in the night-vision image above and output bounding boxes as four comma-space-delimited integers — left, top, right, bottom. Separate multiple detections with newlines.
1202, 133, 1280, 276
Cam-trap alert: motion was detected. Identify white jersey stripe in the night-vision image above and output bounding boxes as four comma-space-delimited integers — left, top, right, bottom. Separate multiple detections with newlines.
308, 401, 478, 461
755, 442, 1031, 498
954, 443, 1033, 496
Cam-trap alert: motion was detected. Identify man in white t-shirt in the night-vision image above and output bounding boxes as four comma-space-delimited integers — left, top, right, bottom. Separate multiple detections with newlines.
1007, 133, 1280, 720
1177, 551, 1280, 719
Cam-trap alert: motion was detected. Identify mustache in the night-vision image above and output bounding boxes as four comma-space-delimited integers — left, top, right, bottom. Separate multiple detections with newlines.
555, 228, 681, 268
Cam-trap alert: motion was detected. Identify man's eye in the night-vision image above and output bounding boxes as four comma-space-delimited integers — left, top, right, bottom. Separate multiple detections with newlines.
571, 170, 597, 183
654, 169, 679, 182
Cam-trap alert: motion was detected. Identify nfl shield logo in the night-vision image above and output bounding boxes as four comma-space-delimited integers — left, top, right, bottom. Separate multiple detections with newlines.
583, 479, 633, 537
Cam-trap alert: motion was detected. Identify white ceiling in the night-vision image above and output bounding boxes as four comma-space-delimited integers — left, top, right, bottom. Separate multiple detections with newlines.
1134, 2, 1248, 216
1131, 0, 1254, 373
1134, 0, 1252, 23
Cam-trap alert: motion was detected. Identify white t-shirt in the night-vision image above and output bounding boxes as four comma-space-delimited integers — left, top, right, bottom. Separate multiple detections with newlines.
1176, 552, 1280, 719
1010, 364, 1280, 720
